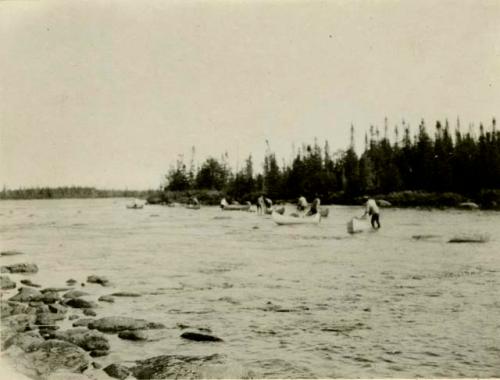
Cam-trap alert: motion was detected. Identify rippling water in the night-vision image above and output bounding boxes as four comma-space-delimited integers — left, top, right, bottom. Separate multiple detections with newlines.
1, 199, 499, 378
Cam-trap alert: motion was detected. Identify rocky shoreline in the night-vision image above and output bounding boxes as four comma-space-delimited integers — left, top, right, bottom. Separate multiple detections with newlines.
1, 255, 233, 380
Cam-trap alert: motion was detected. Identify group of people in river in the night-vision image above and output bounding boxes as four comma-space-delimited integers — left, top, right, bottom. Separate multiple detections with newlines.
218, 194, 381, 229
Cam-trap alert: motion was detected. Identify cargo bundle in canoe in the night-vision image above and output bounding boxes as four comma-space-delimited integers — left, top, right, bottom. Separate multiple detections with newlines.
272, 211, 321, 225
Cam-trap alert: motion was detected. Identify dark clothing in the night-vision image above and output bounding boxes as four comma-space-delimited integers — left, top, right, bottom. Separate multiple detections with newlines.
306, 205, 319, 216
371, 213, 381, 229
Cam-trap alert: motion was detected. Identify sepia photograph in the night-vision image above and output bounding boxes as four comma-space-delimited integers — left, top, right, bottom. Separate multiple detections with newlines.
1, 0, 499, 379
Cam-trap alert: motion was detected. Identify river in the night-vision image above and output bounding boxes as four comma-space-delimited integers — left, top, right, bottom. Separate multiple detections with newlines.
1, 199, 499, 378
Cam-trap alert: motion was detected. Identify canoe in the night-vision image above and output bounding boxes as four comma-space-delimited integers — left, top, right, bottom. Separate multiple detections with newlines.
265, 206, 285, 215
272, 211, 321, 225
347, 217, 371, 233
126, 204, 144, 209
221, 204, 251, 211
185, 204, 201, 210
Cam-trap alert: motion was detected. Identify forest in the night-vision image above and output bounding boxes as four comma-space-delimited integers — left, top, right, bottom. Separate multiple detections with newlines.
2, 118, 499, 208
0, 187, 154, 200
162, 118, 500, 208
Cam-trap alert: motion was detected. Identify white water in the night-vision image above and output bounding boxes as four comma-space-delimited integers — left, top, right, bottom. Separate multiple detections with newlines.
1, 199, 499, 378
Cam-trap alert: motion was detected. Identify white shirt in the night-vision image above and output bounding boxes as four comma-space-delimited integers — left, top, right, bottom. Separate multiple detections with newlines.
365, 199, 380, 214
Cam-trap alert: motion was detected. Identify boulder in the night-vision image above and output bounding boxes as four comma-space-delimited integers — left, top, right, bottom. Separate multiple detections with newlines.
41, 287, 72, 293
8, 287, 42, 303
129, 353, 225, 379
29, 301, 50, 314
48, 303, 67, 314
54, 328, 110, 352
180, 331, 223, 342
92, 361, 102, 369
103, 363, 131, 380
90, 349, 109, 357
87, 275, 110, 286
83, 308, 97, 317
66, 278, 78, 285
63, 298, 98, 309
3, 331, 44, 352
1, 263, 38, 274
63, 290, 89, 299
35, 312, 65, 325
118, 330, 148, 341
1, 301, 34, 319
0, 275, 16, 290
72, 318, 94, 328
98, 295, 115, 303
20, 279, 41, 288
68, 315, 79, 321
88, 316, 165, 333
1, 325, 17, 350
1, 314, 36, 347
2, 339, 89, 378
41, 291, 61, 304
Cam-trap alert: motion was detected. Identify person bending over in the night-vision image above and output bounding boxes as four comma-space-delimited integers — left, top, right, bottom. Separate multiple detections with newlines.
362, 198, 381, 229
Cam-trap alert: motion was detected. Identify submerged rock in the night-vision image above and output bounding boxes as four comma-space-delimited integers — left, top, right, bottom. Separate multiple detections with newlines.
118, 330, 148, 341
129, 353, 225, 379
0, 275, 16, 290
9, 287, 43, 303
63, 290, 89, 299
63, 298, 97, 309
98, 295, 115, 303
88, 316, 165, 333
111, 291, 141, 297
66, 278, 78, 285
448, 233, 490, 243
1, 263, 38, 274
104, 363, 131, 380
54, 328, 110, 352
0, 250, 24, 257
180, 331, 223, 342
2, 339, 89, 378
20, 279, 41, 288
87, 275, 110, 286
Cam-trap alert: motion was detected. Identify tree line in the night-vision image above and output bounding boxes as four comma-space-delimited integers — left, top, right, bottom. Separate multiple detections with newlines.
164, 118, 500, 206
0, 187, 155, 200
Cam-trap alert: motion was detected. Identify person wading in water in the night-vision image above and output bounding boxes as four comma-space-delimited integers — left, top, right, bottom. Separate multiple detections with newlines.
362, 197, 381, 229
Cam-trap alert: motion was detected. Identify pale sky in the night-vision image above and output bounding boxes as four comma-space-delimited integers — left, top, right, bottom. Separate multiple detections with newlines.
1, 0, 499, 189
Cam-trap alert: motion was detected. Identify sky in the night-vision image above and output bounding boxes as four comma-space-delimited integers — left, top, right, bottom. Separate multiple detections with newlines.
1, 0, 499, 190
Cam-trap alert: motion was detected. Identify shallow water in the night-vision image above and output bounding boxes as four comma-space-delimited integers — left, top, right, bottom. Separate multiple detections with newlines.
1, 199, 499, 378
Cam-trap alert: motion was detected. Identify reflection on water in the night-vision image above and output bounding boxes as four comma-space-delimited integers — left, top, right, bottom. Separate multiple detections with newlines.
1, 199, 499, 378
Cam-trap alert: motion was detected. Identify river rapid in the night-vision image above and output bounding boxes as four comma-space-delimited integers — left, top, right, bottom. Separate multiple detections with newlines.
1, 199, 499, 378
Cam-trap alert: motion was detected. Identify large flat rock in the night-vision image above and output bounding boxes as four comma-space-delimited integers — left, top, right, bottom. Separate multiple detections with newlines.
88, 316, 165, 333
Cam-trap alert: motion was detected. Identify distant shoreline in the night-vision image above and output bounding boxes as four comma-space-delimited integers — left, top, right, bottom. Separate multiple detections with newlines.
2, 187, 499, 210
0, 187, 156, 201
